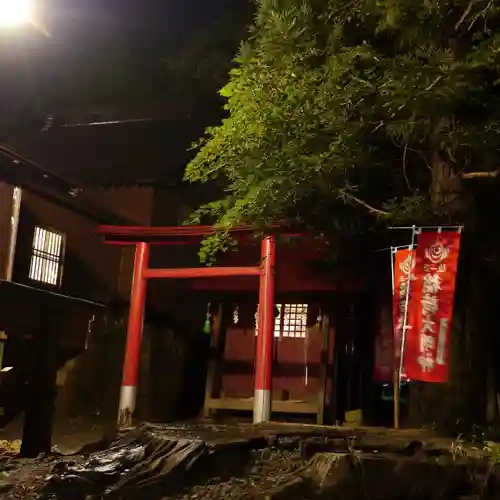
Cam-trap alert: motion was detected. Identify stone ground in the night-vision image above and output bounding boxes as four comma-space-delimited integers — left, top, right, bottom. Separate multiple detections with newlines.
0, 420, 498, 499
0, 414, 114, 454
0, 415, 111, 499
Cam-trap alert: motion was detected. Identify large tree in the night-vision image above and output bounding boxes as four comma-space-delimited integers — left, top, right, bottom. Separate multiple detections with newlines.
185, 0, 500, 426
185, 0, 500, 236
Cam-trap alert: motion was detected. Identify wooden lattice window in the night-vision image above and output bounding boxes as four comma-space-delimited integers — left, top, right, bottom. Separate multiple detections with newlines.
28, 226, 65, 287
255, 303, 308, 338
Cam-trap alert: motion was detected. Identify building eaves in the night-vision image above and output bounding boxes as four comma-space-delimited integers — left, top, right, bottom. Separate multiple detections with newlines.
0, 144, 135, 226
12, 113, 210, 187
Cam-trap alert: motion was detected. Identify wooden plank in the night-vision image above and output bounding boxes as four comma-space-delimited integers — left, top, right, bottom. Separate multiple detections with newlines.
316, 314, 330, 425
203, 304, 223, 417
207, 397, 318, 415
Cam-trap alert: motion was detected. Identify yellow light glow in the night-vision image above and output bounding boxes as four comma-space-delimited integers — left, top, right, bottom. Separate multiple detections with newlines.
0, 0, 34, 27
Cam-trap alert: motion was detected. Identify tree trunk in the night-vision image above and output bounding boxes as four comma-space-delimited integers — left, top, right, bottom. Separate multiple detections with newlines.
429, 151, 463, 216
408, 152, 490, 430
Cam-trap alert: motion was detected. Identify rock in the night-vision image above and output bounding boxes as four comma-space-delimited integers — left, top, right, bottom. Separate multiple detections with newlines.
257, 476, 307, 499
300, 436, 350, 459
357, 454, 466, 499
304, 452, 468, 500
0, 480, 13, 494
238, 473, 308, 499
484, 463, 500, 500
304, 452, 354, 490
402, 440, 425, 457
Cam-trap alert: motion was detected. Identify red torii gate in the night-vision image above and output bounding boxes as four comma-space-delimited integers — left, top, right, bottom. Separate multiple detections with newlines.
97, 224, 277, 427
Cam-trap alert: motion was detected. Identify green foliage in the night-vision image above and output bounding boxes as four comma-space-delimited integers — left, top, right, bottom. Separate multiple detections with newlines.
485, 441, 500, 464
185, 0, 500, 253
198, 232, 237, 265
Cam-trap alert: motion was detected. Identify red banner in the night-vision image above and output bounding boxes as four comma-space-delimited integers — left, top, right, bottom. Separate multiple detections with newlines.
393, 248, 416, 381
373, 248, 415, 382
404, 231, 461, 383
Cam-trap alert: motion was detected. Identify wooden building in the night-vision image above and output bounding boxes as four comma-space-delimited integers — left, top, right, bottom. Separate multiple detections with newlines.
0, 144, 153, 455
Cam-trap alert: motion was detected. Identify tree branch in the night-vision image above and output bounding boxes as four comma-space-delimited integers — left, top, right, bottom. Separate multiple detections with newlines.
346, 194, 389, 216
461, 170, 498, 179
455, 0, 476, 31
402, 141, 412, 190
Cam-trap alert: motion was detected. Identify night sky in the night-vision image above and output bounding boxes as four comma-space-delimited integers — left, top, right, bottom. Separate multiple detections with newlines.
1, 0, 251, 112
0, 0, 253, 184
42, 0, 243, 61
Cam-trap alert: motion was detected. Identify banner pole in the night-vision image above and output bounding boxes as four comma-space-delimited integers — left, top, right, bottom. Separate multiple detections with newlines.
395, 226, 418, 429
375, 244, 416, 253
390, 247, 396, 297
390, 247, 401, 429
388, 225, 463, 230
399, 228, 417, 386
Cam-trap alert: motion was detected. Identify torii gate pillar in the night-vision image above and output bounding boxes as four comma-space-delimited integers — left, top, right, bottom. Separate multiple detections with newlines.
115, 234, 276, 428
253, 236, 276, 423
117, 242, 149, 428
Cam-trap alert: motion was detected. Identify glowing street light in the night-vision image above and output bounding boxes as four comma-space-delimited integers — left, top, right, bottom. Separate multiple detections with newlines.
0, 0, 34, 27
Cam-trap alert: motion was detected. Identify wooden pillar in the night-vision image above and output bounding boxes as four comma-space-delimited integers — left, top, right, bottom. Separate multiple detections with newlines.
253, 236, 276, 423
118, 242, 149, 428
20, 318, 58, 458
317, 313, 331, 425
203, 304, 223, 418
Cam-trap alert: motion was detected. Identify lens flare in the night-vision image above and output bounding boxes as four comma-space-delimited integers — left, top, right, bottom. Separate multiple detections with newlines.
0, 0, 34, 27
